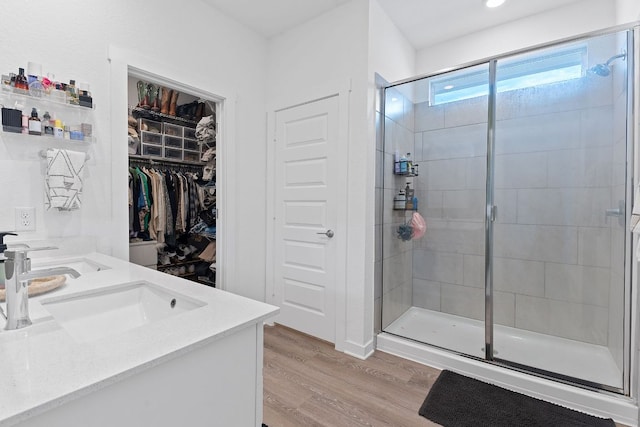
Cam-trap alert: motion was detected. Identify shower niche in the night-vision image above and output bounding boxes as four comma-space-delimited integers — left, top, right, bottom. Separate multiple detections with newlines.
377, 28, 634, 393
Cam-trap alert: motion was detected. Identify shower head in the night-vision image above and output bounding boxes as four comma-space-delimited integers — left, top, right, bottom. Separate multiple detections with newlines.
588, 50, 627, 77
589, 63, 611, 76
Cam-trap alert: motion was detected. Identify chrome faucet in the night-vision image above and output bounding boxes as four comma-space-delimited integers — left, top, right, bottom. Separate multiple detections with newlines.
2, 247, 80, 330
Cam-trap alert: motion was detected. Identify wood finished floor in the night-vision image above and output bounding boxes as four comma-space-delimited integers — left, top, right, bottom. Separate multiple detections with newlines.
263, 324, 629, 427
263, 324, 441, 426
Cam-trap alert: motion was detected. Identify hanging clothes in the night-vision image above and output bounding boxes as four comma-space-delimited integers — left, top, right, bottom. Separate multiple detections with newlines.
128, 164, 202, 245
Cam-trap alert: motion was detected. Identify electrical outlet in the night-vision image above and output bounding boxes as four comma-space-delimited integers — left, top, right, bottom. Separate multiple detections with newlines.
15, 207, 36, 231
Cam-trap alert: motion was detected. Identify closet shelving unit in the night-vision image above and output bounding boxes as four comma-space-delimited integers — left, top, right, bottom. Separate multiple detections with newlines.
128, 93, 217, 288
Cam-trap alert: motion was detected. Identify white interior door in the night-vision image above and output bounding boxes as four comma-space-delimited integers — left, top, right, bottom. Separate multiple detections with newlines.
273, 95, 339, 343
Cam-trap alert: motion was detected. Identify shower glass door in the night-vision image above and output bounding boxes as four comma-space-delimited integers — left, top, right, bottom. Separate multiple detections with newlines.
491, 30, 630, 390
381, 63, 489, 359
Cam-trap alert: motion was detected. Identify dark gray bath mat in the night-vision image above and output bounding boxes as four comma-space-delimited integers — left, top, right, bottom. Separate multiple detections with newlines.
419, 370, 616, 427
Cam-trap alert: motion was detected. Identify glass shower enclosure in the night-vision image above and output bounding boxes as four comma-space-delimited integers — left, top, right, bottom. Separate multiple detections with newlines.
379, 27, 636, 393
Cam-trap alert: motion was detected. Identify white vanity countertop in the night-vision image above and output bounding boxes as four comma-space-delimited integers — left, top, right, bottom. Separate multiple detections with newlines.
0, 252, 279, 426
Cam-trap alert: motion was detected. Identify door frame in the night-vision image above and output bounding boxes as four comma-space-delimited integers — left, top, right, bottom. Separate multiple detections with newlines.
108, 45, 234, 291
266, 80, 351, 351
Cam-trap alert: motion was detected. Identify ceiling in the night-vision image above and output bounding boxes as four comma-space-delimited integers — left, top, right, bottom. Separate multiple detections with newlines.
202, 0, 589, 49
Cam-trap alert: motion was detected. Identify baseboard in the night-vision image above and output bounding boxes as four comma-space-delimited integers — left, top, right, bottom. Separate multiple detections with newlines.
342, 339, 375, 360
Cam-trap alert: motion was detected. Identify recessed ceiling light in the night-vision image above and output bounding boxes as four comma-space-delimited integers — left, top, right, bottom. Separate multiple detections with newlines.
443, 85, 454, 90
485, 0, 506, 8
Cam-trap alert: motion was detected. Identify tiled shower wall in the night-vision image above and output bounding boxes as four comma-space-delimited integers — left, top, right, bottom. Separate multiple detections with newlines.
411, 73, 624, 347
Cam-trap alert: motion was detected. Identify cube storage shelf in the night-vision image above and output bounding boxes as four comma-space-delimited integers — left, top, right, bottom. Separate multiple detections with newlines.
138, 118, 201, 163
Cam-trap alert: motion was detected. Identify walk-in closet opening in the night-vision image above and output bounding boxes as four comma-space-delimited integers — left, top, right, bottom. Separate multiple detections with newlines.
377, 26, 636, 394
126, 72, 220, 288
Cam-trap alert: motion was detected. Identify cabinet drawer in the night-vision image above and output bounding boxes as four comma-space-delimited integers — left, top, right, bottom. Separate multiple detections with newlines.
183, 150, 201, 163
138, 118, 162, 134
184, 127, 196, 139
164, 135, 183, 148
184, 138, 199, 151
163, 122, 183, 137
164, 148, 183, 160
140, 131, 162, 145
142, 144, 163, 157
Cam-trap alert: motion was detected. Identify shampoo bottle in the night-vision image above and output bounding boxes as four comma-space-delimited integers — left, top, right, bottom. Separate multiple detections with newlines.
405, 181, 415, 210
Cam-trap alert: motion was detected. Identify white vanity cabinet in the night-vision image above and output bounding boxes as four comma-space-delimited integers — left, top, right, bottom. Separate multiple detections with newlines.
0, 253, 277, 427
17, 323, 266, 427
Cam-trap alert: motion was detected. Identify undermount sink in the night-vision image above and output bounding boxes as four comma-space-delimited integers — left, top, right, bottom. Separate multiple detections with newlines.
41, 281, 206, 343
33, 258, 110, 275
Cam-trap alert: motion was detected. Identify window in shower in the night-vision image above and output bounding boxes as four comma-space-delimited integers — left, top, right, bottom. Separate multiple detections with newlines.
431, 46, 586, 105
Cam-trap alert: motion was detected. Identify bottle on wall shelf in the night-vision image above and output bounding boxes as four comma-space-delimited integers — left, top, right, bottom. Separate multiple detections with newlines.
28, 108, 41, 136
42, 111, 53, 135
394, 189, 406, 210
21, 114, 28, 134
53, 119, 64, 139
399, 153, 408, 174
66, 79, 79, 105
406, 153, 412, 175
14, 68, 28, 91
405, 181, 415, 210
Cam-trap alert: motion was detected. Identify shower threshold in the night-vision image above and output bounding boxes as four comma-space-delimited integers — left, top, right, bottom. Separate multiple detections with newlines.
384, 306, 622, 389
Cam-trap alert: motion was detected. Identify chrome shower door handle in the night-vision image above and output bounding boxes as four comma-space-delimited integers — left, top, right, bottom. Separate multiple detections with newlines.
317, 230, 334, 238
605, 208, 623, 217
605, 200, 625, 227
605, 200, 625, 217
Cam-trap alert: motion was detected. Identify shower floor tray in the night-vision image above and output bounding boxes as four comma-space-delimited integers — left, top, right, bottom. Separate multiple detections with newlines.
385, 306, 622, 389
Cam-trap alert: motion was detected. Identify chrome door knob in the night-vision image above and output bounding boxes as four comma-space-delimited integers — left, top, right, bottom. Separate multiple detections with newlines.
317, 230, 334, 238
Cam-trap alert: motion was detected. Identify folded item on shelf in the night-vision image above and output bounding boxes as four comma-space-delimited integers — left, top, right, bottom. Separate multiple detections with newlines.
195, 115, 216, 143
198, 241, 216, 262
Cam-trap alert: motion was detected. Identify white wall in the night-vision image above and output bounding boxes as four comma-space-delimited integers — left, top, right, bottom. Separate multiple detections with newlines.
0, 0, 267, 301
616, 0, 640, 23
416, 0, 616, 75
368, 0, 416, 84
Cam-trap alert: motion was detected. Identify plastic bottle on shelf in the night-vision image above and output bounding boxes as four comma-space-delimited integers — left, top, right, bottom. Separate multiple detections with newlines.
42, 111, 53, 136
66, 80, 79, 105
399, 153, 408, 174
21, 114, 28, 134
405, 182, 415, 210
406, 153, 413, 175
394, 189, 406, 210
53, 119, 63, 139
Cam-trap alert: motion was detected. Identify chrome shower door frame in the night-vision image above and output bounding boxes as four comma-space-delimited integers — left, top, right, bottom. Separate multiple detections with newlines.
382, 22, 639, 396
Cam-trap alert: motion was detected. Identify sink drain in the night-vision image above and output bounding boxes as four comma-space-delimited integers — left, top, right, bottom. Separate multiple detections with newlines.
170, 298, 176, 308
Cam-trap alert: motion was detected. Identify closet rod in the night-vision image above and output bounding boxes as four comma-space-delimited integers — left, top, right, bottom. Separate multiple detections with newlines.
128, 155, 204, 168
